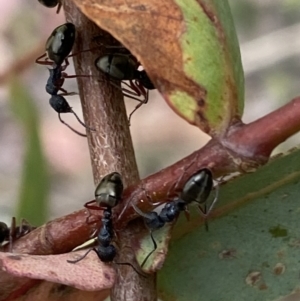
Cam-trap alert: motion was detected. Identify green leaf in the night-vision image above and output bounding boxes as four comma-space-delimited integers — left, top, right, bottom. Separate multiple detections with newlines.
157, 148, 300, 300
74, 0, 244, 136
9, 77, 49, 226
168, 0, 244, 135
136, 223, 173, 272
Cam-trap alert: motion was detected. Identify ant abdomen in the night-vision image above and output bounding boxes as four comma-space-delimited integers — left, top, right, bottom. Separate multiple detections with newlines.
97, 244, 117, 263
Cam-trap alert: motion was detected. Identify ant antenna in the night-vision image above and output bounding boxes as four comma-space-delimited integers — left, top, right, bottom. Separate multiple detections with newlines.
140, 230, 157, 268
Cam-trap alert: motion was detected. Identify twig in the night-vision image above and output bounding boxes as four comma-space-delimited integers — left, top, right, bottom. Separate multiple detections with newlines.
63, 1, 156, 301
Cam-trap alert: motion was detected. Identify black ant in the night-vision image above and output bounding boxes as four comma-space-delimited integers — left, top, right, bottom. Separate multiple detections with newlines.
95, 47, 155, 124
36, 23, 94, 136
36, 23, 75, 67
67, 172, 144, 275
38, 0, 62, 14
133, 168, 218, 268
0, 218, 35, 252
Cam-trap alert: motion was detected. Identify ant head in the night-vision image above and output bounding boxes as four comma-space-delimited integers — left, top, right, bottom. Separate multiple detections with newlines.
49, 95, 71, 113
0, 222, 9, 243
46, 23, 75, 66
180, 168, 213, 205
95, 172, 123, 208
95, 54, 136, 80
138, 70, 155, 90
38, 0, 58, 8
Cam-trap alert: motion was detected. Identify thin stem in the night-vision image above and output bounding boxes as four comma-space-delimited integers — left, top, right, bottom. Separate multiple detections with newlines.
63, 1, 156, 301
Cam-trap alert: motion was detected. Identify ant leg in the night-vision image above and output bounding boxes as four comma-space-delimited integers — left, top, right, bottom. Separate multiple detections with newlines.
67, 248, 95, 264
108, 80, 144, 102
127, 96, 146, 125
68, 108, 96, 132
122, 86, 142, 99
102, 45, 127, 50
183, 207, 191, 221
140, 182, 163, 207
18, 218, 24, 237
19, 218, 34, 236
35, 53, 53, 66
84, 200, 106, 224
107, 78, 146, 103
115, 261, 147, 277
58, 113, 87, 137
197, 184, 219, 231
206, 183, 219, 216
62, 72, 92, 80
127, 82, 148, 125
166, 170, 189, 200
84, 200, 104, 211
56, 1, 62, 14
60, 58, 70, 71
198, 203, 209, 231
67, 47, 100, 59
115, 245, 147, 277
132, 204, 161, 268
135, 80, 149, 105
9, 217, 16, 252
198, 182, 219, 217
168, 159, 202, 199
126, 80, 144, 98
141, 230, 157, 268
132, 203, 155, 220
58, 88, 77, 96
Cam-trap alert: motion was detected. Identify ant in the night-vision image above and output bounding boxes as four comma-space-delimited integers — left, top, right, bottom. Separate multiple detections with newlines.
0, 218, 35, 252
67, 172, 144, 275
36, 23, 75, 67
95, 47, 155, 124
38, 0, 62, 14
133, 168, 218, 268
36, 23, 94, 137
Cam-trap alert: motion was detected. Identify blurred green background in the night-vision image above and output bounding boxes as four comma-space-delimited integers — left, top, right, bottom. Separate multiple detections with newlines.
0, 0, 299, 226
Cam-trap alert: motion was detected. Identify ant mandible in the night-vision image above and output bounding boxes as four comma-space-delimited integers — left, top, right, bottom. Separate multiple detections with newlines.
36, 23, 94, 137
133, 168, 219, 268
95, 46, 155, 124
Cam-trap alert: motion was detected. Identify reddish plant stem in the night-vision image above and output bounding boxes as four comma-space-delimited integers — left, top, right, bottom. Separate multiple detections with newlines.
3, 209, 101, 254
225, 97, 300, 157
2, 95, 300, 300
114, 96, 300, 228
2, 2, 299, 299
8, 97, 300, 253
0, 208, 101, 301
